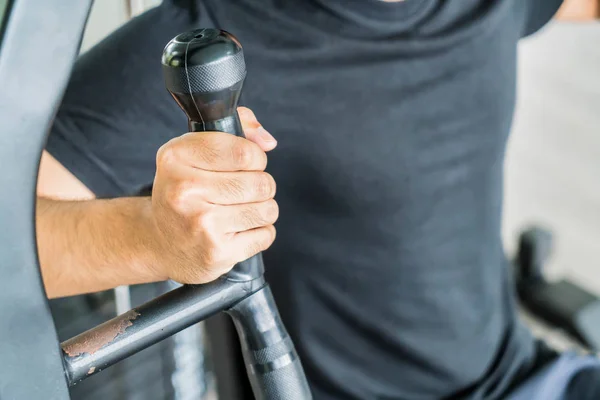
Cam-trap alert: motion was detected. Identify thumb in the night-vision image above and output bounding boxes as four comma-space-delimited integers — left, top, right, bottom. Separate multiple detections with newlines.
238, 106, 278, 152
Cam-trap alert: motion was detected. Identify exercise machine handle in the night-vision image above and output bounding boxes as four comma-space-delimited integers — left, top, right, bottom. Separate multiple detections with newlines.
162, 28, 312, 399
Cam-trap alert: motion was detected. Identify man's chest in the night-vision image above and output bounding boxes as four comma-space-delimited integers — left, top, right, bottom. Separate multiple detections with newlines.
200, 0, 522, 205
246, 45, 516, 196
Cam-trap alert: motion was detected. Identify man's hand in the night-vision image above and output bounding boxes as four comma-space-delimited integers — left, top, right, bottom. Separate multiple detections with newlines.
37, 107, 279, 298
149, 107, 279, 283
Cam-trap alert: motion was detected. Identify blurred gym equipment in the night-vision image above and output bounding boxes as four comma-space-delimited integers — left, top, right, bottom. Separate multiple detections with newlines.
515, 226, 600, 351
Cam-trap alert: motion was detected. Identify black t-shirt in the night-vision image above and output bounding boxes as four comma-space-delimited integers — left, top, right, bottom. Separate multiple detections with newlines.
46, 0, 564, 398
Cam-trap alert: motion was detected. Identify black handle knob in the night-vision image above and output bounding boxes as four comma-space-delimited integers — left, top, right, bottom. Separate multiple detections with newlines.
162, 28, 246, 134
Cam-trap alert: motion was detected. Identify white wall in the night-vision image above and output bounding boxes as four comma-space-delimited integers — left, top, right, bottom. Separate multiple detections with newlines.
80, 0, 160, 52
504, 21, 600, 293
80, 0, 128, 53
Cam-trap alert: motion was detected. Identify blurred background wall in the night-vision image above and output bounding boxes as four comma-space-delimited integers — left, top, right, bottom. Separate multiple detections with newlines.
80, 0, 160, 53
80, 0, 129, 53
504, 21, 600, 294
82, 3, 600, 292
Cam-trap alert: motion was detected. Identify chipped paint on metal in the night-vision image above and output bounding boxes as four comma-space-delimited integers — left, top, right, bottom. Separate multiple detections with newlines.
63, 309, 141, 357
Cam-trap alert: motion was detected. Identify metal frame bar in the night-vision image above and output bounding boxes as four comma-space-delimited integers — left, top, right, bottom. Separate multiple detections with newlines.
63, 276, 265, 384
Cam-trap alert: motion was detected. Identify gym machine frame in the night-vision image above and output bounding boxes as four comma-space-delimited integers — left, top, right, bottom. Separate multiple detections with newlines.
0, 1, 310, 399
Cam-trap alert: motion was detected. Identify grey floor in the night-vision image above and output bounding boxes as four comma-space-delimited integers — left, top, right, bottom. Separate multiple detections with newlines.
504, 21, 600, 295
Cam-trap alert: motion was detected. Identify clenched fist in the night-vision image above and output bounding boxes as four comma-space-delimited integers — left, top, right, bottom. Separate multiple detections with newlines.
149, 107, 279, 284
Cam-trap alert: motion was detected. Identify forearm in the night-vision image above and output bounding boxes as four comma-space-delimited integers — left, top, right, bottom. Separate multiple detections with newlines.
37, 196, 166, 298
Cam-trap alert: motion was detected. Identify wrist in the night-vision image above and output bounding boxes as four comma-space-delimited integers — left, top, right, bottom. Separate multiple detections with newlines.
115, 196, 169, 284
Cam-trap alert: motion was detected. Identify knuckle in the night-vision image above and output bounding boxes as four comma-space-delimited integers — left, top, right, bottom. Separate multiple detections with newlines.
165, 181, 191, 212
257, 151, 268, 171
264, 200, 279, 223
195, 211, 215, 233
256, 173, 276, 198
156, 142, 178, 168
193, 182, 210, 202
231, 141, 253, 169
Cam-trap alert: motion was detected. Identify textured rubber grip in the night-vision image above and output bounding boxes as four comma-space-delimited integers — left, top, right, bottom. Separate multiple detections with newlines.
163, 50, 246, 93
227, 286, 313, 400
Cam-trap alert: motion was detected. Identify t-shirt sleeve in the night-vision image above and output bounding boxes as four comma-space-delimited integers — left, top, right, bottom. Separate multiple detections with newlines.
46, 1, 199, 198
520, 0, 565, 37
